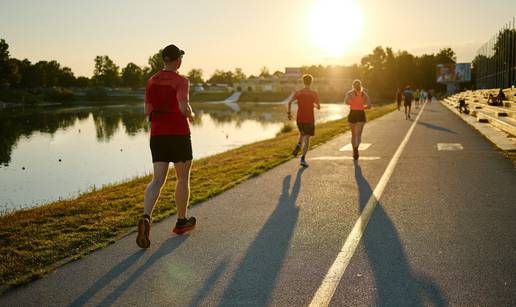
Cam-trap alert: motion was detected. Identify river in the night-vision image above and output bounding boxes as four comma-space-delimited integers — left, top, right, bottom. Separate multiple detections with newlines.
0, 101, 349, 211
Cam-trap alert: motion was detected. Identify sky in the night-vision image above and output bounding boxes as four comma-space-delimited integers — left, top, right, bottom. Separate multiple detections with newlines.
1, 0, 515, 78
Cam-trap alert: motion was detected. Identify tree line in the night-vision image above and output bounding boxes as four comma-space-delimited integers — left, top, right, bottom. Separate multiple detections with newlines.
1, 38, 459, 94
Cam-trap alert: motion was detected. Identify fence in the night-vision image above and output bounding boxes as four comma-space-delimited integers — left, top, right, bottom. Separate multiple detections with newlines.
475, 17, 516, 89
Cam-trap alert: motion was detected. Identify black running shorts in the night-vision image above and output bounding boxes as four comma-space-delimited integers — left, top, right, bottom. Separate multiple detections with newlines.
348, 110, 366, 123
150, 135, 193, 163
297, 122, 315, 136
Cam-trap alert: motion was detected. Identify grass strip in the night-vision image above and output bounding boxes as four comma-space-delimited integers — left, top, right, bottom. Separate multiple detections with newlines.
0, 103, 396, 290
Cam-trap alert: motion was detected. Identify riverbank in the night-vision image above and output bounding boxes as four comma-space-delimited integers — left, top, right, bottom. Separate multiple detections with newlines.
0, 103, 396, 290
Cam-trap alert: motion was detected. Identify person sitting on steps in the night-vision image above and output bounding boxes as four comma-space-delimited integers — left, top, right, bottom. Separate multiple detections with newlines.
458, 98, 469, 114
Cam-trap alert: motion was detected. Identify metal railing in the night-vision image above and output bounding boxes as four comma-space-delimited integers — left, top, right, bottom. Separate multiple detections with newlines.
475, 17, 516, 89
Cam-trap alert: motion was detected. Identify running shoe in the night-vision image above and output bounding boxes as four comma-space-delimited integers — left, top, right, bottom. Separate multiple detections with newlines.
136, 217, 151, 248
292, 143, 302, 156
172, 217, 197, 235
300, 158, 309, 167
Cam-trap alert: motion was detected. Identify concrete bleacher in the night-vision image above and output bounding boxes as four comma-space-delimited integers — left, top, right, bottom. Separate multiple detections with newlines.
441, 88, 516, 150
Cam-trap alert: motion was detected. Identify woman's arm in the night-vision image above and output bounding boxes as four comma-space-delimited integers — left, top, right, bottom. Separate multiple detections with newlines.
364, 91, 372, 109
345, 92, 351, 105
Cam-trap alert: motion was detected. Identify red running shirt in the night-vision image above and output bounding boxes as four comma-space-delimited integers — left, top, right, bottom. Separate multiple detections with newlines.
145, 70, 190, 136
294, 89, 319, 123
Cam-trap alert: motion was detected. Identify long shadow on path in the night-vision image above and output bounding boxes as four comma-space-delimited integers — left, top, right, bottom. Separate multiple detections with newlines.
418, 121, 457, 134
69, 250, 145, 307
70, 236, 186, 307
354, 162, 448, 307
218, 167, 305, 307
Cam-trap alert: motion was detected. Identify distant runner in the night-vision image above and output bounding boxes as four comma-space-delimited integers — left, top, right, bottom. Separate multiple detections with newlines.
288, 74, 320, 167
396, 88, 403, 111
345, 79, 372, 160
420, 89, 428, 104
403, 85, 414, 120
137, 44, 196, 249
414, 88, 421, 108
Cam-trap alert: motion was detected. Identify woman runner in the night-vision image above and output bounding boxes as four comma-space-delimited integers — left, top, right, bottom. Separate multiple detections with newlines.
345, 80, 372, 160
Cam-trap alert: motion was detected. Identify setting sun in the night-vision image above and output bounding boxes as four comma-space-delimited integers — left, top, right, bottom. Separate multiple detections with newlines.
308, 0, 363, 56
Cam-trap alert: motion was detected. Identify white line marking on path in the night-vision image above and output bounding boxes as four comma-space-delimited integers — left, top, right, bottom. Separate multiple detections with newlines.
339, 143, 371, 151
437, 143, 463, 151
310, 156, 381, 161
308, 104, 427, 307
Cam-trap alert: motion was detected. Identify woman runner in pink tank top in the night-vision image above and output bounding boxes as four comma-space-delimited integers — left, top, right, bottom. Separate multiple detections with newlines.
345, 80, 372, 160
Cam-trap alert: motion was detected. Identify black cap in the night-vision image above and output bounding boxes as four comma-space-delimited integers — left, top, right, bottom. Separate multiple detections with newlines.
162, 44, 185, 61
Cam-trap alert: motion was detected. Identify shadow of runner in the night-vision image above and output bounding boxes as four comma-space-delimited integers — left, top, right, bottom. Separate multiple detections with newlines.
418, 121, 457, 134
354, 162, 447, 307
69, 250, 145, 307
95, 236, 187, 307
187, 258, 230, 307
218, 167, 305, 307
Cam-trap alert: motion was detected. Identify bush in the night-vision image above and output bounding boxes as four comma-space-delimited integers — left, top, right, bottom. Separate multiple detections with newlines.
84, 88, 108, 100
277, 122, 294, 136
43, 87, 75, 102
0, 88, 42, 104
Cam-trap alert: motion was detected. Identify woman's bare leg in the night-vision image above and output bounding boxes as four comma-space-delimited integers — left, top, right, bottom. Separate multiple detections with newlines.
350, 123, 357, 148
355, 122, 365, 148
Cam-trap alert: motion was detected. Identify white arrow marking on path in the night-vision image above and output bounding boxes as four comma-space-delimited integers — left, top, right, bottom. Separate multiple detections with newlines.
339, 143, 371, 151
310, 156, 380, 161
309, 103, 427, 307
437, 143, 463, 151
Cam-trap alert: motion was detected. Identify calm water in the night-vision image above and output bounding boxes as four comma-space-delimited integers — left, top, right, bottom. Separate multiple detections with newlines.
0, 101, 349, 211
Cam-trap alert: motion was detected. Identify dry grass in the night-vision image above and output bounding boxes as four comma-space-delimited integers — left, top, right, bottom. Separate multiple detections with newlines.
0, 104, 397, 290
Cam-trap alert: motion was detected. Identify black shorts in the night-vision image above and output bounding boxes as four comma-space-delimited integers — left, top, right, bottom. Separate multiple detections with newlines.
404, 100, 412, 107
297, 122, 315, 136
348, 110, 366, 123
150, 135, 193, 163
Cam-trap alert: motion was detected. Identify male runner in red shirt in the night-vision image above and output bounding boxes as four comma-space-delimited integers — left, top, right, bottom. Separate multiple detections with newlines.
136, 44, 196, 249
287, 74, 320, 167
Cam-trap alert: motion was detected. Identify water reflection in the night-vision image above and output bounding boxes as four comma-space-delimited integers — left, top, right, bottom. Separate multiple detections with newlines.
0, 101, 348, 209
0, 102, 337, 165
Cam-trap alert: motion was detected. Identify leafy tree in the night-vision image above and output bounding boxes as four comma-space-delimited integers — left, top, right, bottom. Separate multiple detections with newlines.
435, 48, 456, 64
233, 67, 246, 82
92, 55, 120, 88
187, 68, 204, 84
57, 67, 76, 87
121, 62, 143, 89
208, 69, 235, 85
35, 60, 62, 86
259, 66, 271, 77
75, 76, 90, 88
0, 39, 20, 86
147, 50, 163, 77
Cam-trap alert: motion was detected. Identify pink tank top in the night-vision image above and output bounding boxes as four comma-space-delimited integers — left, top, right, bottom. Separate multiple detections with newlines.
349, 91, 366, 110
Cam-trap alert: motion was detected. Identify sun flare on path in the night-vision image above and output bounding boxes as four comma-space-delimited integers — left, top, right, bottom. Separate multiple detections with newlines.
308, 0, 363, 57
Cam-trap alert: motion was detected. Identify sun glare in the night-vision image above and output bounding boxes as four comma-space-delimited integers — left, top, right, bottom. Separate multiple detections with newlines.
308, 0, 363, 57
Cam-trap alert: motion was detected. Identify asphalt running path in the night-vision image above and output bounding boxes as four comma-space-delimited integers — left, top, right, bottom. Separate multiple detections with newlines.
1, 102, 515, 306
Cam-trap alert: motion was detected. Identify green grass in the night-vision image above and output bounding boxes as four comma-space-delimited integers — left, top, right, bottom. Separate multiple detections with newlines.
0, 103, 397, 290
